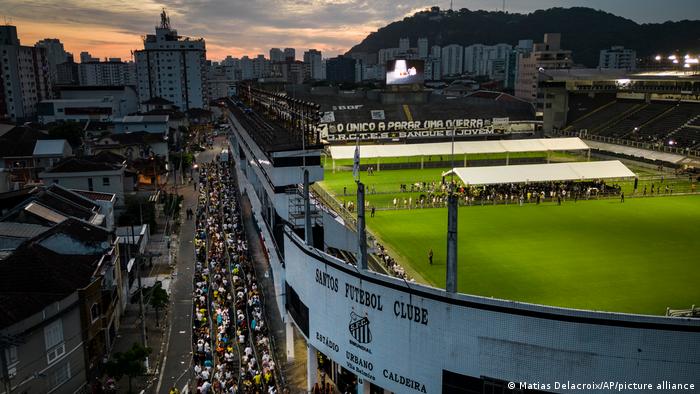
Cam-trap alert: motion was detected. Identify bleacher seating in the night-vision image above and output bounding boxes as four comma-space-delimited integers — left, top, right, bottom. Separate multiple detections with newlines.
566, 93, 616, 124
598, 102, 672, 138
670, 127, 700, 148
635, 103, 700, 143
567, 101, 638, 133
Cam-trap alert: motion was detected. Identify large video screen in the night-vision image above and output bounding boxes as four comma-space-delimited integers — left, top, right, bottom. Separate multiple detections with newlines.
386, 59, 424, 85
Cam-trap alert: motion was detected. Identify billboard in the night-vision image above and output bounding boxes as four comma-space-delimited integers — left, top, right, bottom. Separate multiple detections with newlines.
386, 59, 424, 85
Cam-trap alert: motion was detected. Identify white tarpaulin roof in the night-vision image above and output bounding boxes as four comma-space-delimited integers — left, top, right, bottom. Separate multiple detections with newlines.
443, 160, 636, 185
329, 137, 589, 159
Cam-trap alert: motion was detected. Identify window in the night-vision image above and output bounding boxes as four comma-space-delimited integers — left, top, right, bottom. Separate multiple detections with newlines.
49, 361, 70, 391
102, 177, 110, 187
44, 320, 65, 364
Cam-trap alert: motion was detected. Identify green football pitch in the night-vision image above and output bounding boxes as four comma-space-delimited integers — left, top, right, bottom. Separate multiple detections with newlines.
366, 195, 700, 315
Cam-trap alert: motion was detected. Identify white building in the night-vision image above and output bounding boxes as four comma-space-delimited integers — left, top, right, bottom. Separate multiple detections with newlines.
207, 63, 238, 98
441, 44, 464, 76
515, 33, 572, 105
135, 10, 207, 111
303, 49, 323, 80
253, 55, 269, 78
240, 56, 254, 80
417, 38, 429, 59
599, 46, 637, 70
0, 26, 52, 122
399, 38, 410, 52
78, 59, 137, 86
464, 43, 512, 79
378, 48, 400, 66
113, 115, 169, 134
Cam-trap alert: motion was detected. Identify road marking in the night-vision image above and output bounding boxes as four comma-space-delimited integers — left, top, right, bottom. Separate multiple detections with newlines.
179, 331, 186, 334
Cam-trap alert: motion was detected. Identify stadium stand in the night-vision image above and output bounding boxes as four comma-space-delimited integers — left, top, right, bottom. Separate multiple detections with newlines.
566, 93, 616, 123
634, 103, 700, 144
566, 101, 639, 134
599, 102, 673, 138
670, 127, 700, 148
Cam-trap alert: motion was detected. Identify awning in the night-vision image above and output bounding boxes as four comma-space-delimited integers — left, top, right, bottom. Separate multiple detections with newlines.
443, 160, 636, 185
329, 138, 590, 160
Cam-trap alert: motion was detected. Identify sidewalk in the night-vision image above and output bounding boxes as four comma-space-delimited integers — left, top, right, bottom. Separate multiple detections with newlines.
239, 194, 309, 393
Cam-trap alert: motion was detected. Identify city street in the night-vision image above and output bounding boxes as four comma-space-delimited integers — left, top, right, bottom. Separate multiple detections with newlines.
156, 138, 225, 394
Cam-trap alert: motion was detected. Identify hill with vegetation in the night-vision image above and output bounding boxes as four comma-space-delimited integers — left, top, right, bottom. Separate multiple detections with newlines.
347, 7, 700, 67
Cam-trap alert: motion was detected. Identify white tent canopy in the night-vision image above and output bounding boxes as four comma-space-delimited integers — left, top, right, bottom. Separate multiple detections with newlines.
443, 160, 636, 185
328, 137, 589, 160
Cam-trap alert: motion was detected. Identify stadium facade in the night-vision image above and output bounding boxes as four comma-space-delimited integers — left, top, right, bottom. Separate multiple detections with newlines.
222, 88, 700, 393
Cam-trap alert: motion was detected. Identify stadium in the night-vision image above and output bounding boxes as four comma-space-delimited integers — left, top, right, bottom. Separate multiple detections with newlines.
218, 72, 700, 393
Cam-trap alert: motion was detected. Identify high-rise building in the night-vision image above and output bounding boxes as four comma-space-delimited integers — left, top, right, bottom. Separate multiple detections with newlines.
504, 40, 533, 90
253, 54, 269, 78
80, 51, 99, 63
270, 48, 284, 63
441, 44, 464, 76
207, 63, 238, 99
283, 48, 296, 61
134, 9, 207, 110
78, 59, 137, 86
56, 54, 80, 85
303, 49, 323, 80
417, 38, 429, 59
35, 38, 71, 85
464, 43, 512, 79
0, 26, 52, 121
399, 38, 410, 52
326, 55, 357, 83
240, 56, 254, 80
515, 33, 572, 105
599, 46, 637, 70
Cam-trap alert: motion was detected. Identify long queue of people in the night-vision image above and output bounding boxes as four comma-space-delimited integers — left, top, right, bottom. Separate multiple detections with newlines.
375, 243, 414, 282
367, 179, 624, 210
191, 160, 280, 393
193, 163, 241, 393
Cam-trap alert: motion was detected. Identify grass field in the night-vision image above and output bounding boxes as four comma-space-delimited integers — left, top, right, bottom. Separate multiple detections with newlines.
320, 166, 696, 209
366, 195, 700, 315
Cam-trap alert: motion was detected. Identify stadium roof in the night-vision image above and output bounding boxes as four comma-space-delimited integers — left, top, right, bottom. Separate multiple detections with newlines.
329, 138, 589, 160
443, 160, 635, 185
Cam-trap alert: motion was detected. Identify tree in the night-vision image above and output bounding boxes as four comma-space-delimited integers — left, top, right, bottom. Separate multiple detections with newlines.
104, 343, 151, 393
48, 122, 83, 147
118, 196, 157, 234
148, 282, 169, 327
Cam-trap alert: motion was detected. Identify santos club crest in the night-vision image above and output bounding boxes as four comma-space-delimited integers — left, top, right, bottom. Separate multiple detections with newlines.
349, 312, 372, 344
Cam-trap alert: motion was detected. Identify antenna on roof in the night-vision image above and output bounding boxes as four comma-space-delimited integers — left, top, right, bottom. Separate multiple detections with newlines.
160, 8, 171, 29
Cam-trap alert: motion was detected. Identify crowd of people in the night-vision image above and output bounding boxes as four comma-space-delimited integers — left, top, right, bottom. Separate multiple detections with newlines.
359, 179, 626, 210
374, 243, 414, 281
191, 161, 279, 393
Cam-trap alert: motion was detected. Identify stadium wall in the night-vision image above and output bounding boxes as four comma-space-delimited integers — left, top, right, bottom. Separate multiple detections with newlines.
283, 229, 700, 394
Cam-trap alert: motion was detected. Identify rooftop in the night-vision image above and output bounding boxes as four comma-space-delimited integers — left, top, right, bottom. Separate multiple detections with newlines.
33, 139, 71, 157
43, 157, 124, 174
0, 126, 50, 158
117, 115, 169, 123
0, 218, 113, 328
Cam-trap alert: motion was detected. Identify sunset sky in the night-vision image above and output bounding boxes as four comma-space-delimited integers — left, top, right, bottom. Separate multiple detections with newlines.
1, 0, 698, 62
